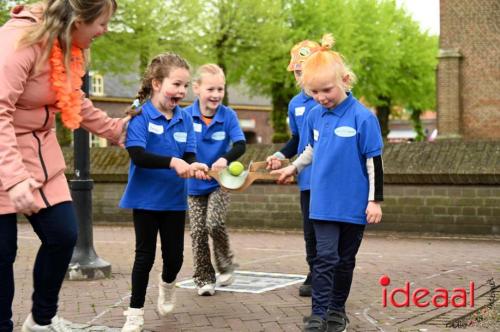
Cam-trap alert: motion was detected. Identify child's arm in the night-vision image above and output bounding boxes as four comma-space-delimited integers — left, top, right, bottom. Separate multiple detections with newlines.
270, 144, 313, 184
266, 135, 299, 170
174, 152, 209, 180
365, 155, 384, 223
266, 103, 300, 170
213, 140, 246, 171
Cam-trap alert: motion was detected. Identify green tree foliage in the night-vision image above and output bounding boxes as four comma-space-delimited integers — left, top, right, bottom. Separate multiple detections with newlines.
91, 0, 202, 77
1, 1, 38, 26
0, 2, 11, 26
88, 0, 437, 142
56, 113, 72, 146
192, 0, 284, 107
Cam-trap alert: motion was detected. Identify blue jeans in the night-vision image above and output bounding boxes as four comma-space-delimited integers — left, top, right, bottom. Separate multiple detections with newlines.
300, 190, 316, 275
312, 220, 365, 318
0, 202, 78, 331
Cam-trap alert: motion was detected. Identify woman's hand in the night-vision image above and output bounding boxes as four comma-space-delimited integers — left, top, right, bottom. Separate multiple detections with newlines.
211, 158, 227, 171
7, 178, 42, 215
270, 165, 297, 184
118, 115, 131, 148
366, 201, 382, 224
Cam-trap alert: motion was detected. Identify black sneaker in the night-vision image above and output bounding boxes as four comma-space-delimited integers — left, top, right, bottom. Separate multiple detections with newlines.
299, 273, 312, 297
326, 309, 349, 332
303, 315, 326, 332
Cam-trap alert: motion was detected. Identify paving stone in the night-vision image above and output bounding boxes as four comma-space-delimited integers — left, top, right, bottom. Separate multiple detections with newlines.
10, 224, 500, 331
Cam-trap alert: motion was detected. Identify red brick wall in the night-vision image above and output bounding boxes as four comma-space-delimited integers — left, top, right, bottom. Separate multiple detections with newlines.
440, 0, 500, 139
89, 182, 500, 235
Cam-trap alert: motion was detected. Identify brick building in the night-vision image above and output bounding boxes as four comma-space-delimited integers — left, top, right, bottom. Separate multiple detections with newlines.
89, 72, 273, 144
438, 0, 500, 139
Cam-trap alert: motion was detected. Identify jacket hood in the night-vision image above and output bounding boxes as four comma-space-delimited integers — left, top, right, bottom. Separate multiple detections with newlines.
10, 3, 44, 23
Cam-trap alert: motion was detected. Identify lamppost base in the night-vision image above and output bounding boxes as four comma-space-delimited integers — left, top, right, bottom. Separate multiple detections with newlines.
67, 257, 111, 280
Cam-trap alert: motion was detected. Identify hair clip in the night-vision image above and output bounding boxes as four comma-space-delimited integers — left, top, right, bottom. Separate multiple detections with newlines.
132, 99, 140, 109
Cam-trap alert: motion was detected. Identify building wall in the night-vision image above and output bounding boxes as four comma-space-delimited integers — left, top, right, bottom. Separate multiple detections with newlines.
439, 0, 500, 139
89, 182, 499, 235
91, 98, 274, 144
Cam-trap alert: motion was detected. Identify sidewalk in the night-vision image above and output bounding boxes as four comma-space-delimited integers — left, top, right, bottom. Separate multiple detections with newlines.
12, 224, 500, 331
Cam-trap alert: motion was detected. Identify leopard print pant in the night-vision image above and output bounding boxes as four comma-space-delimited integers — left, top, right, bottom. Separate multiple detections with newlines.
188, 188, 235, 287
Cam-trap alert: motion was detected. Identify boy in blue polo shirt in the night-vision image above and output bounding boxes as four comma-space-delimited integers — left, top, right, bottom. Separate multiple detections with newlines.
185, 64, 246, 296
119, 53, 209, 332
272, 34, 384, 332
266, 39, 320, 297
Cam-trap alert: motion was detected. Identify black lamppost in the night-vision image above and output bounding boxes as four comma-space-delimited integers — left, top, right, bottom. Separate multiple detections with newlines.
67, 72, 111, 280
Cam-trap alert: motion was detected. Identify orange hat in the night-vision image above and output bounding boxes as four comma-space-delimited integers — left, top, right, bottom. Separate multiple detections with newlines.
287, 40, 321, 71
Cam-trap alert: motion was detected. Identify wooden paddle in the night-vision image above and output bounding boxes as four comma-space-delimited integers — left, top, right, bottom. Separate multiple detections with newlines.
208, 160, 292, 192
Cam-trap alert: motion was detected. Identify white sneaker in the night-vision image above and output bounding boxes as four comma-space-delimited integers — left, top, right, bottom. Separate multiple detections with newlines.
197, 283, 215, 296
157, 274, 176, 316
21, 314, 72, 332
218, 271, 235, 287
121, 307, 144, 332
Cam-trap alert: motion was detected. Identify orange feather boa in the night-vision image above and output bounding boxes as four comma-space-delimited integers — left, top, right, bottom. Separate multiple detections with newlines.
49, 41, 85, 130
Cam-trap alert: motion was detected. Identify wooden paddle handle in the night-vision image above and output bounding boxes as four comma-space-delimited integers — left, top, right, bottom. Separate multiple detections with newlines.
249, 159, 290, 172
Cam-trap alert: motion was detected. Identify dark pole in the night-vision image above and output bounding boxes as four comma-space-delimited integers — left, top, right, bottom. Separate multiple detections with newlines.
67, 72, 111, 280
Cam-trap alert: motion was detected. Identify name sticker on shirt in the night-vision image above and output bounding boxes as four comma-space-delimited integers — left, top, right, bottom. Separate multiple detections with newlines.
211, 131, 226, 141
334, 126, 357, 137
148, 122, 164, 135
313, 129, 319, 141
295, 106, 306, 116
173, 132, 187, 143
193, 123, 202, 133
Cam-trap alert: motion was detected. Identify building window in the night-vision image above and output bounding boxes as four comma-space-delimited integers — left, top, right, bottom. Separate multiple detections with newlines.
91, 72, 104, 96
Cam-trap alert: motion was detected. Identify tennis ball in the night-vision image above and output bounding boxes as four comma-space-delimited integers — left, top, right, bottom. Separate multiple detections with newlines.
228, 161, 244, 176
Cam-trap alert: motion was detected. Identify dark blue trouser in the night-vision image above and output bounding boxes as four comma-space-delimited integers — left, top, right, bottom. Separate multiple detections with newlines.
300, 190, 316, 275
312, 220, 365, 318
0, 202, 78, 331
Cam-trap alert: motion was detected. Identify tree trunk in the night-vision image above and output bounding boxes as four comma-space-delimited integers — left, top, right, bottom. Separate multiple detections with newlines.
410, 108, 425, 142
270, 81, 290, 143
375, 96, 391, 140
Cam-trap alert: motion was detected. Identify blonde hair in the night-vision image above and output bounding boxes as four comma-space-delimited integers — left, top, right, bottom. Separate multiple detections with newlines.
301, 33, 357, 91
136, 52, 190, 103
193, 63, 225, 85
17, 0, 117, 71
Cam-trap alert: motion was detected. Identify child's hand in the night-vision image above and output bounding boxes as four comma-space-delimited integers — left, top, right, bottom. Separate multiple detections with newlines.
211, 158, 228, 171
170, 157, 191, 178
366, 201, 382, 224
266, 155, 283, 170
190, 162, 211, 180
270, 165, 296, 184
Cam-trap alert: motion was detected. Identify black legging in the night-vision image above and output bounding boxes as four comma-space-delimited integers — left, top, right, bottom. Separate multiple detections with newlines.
130, 209, 185, 309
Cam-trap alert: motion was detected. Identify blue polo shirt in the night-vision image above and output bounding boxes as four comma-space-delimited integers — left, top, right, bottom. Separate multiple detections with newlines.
185, 99, 245, 195
288, 90, 318, 191
119, 100, 196, 211
305, 93, 383, 224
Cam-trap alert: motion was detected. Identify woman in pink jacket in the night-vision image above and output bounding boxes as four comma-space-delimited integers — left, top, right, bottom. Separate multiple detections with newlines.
0, 1, 128, 331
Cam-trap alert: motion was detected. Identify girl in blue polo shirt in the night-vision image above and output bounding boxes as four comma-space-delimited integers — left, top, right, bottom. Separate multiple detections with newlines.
185, 64, 246, 296
119, 53, 209, 332
272, 34, 384, 332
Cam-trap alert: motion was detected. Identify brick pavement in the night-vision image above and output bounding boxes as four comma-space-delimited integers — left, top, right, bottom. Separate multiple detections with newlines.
11, 224, 500, 331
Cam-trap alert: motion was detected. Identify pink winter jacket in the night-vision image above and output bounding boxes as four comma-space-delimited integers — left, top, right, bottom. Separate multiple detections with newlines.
0, 5, 125, 214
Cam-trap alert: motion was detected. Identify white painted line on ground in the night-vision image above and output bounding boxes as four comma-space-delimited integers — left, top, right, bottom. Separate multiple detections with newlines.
363, 307, 386, 332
